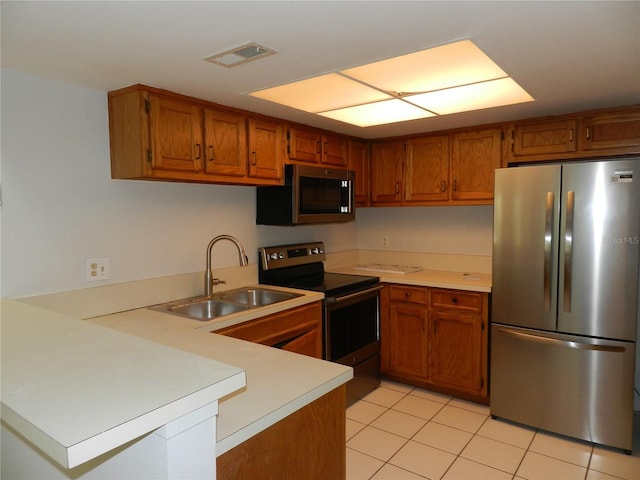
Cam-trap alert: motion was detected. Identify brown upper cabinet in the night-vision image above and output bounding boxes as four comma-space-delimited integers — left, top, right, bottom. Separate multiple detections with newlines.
512, 119, 578, 158
203, 108, 248, 177
507, 105, 640, 163
370, 128, 502, 206
108, 85, 283, 185
370, 141, 404, 204
450, 127, 503, 203
109, 85, 639, 195
247, 117, 285, 182
348, 140, 370, 207
286, 126, 348, 167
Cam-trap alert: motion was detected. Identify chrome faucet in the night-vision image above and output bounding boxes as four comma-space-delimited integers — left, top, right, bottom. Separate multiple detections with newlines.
204, 235, 249, 297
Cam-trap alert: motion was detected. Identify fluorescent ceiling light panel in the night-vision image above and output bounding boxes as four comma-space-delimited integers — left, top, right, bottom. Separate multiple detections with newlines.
318, 99, 434, 127
406, 77, 534, 114
248, 40, 533, 127
250, 73, 392, 113
342, 40, 508, 95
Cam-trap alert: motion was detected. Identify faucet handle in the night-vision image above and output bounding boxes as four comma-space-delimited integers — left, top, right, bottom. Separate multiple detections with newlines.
211, 278, 226, 286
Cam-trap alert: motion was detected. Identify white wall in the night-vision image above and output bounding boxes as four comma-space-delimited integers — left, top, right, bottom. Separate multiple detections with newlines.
0, 70, 358, 298
356, 204, 493, 255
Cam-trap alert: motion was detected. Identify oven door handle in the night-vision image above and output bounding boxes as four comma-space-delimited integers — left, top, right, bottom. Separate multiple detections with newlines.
325, 284, 383, 304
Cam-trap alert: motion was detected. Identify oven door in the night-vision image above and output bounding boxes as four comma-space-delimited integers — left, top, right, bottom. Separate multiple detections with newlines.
325, 285, 382, 404
325, 285, 382, 363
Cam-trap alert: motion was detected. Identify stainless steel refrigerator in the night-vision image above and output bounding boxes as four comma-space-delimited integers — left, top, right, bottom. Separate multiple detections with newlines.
491, 157, 640, 452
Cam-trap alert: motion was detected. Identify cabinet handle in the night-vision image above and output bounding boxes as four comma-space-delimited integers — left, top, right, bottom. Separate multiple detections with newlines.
195, 144, 201, 160
208, 145, 214, 161
395, 182, 400, 194
251, 152, 257, 165
569, 129, 574, 142
441, 181, 446, 192
586, 127, 591, 140
453, 179, 457, 192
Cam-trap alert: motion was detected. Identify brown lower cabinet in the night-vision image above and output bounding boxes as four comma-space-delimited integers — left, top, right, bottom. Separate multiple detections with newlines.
217, 385, 346, 480
381, 284, 489, 404
216, 301, 323, 358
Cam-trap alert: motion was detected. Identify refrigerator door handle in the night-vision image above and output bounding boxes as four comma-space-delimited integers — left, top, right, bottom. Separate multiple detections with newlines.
497, 326, 626, 353
563, 190, 575, 313
544, 192, 554, 310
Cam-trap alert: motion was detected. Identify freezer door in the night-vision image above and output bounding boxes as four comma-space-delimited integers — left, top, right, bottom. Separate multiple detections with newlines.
492, 165, 561, 331
558, 159, 640, 341
491, 324, 635, 451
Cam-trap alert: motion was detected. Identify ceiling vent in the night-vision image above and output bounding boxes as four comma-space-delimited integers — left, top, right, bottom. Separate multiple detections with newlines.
204, 42, 276, 68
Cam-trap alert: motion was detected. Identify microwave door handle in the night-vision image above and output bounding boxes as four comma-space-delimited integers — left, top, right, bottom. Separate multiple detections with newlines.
349, 180, 353, 213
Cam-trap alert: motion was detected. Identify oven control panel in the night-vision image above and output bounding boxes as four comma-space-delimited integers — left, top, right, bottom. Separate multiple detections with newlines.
259, 241, 326, 270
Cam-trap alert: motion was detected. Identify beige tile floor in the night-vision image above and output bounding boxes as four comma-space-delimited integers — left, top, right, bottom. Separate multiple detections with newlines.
346, 380, 640, 480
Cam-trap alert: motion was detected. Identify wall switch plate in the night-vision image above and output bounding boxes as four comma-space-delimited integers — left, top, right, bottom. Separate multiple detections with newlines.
86, 258, 110, 281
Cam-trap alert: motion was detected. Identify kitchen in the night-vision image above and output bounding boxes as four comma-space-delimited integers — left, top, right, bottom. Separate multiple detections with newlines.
2, 1, 639, 479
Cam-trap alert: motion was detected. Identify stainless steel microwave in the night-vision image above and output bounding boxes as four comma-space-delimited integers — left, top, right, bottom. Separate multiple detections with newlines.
256, 164, 355, 225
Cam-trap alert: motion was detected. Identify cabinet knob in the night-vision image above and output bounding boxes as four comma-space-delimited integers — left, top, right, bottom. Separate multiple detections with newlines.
452, 297, 458, 304
405, 292, 411, 297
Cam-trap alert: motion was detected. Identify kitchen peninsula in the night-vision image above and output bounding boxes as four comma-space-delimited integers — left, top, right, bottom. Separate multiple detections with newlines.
1, 275, 351, 480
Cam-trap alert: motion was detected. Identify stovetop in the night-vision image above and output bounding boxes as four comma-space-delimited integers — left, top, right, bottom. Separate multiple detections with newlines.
258, 241, 379, 298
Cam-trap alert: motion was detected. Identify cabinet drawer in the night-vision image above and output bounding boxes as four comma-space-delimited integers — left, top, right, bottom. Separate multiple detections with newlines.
216, 302, 322, 358
430, 289, 482, 312
389, 285, 428, 305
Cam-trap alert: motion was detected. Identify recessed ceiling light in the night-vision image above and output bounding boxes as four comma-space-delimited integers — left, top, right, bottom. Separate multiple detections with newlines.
205, 42, 276, 68
249, 39, 534, 127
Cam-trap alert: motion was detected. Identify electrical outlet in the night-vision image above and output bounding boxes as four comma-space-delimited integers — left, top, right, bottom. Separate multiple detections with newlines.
86, 258, 110, 282
382, 236, 389, 248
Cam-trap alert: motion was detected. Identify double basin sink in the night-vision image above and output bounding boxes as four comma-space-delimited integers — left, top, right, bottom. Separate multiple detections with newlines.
150, 287, 302, 322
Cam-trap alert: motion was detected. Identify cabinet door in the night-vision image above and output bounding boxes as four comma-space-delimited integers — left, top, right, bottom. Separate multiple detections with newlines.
280, 328, 322, 358
148, 94, 203, 174
429, 310, 485, 395
287, 127, 321, 163
384, 304, 428, 379
405, 135, 450, 202
348, 140, 370, 206
451, 128, 502, 202
248, 118, 284, 182
203, 108, 247, 177
322, 134, 348, 166
512, 119, 578, 157
582, 110, 640, 151
370, 141, 404, 204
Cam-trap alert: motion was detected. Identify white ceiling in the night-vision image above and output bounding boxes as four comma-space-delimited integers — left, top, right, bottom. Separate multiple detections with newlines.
2, 1, 639, 139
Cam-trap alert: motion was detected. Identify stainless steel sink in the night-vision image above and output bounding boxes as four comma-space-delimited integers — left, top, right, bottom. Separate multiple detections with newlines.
150, 287, 302, 322
219, 288, 301, 307
167, 299, 249, 320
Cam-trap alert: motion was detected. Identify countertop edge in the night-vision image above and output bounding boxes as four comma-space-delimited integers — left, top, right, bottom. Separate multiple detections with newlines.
215, 369, 352, 456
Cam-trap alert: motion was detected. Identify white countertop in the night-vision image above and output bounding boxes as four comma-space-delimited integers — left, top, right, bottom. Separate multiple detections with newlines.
86, 286, 352, 456
0, 299, 246, 469
330, 265, 492, 293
